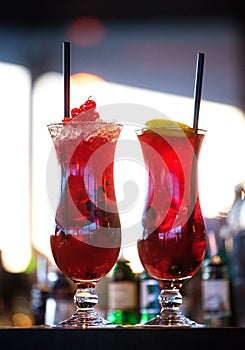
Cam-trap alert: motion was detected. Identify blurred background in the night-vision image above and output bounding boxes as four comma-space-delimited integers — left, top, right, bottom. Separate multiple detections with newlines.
0, 0, 244, 327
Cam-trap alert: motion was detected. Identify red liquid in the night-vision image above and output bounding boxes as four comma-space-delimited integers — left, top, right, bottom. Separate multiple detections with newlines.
50, 122, 121, 283
50, 232, 120, 282
137, 128, 206, 281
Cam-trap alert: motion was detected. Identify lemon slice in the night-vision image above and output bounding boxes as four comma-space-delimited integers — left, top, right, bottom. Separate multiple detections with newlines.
145, 118, 191, 129
145, 118, 194, 136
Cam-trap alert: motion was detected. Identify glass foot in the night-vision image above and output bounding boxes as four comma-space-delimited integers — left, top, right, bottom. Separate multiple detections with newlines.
47, 309, 119, 329
136, 287, 205, 328
139, 311, 205, 328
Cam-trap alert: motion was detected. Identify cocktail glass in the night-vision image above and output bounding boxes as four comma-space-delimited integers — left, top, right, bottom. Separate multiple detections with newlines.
136, 121, 206, 327
47, 120, 122, 328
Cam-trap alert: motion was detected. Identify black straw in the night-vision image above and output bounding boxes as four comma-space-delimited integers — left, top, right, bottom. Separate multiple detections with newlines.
193, 52, 205, 131
63, 41, 70, 119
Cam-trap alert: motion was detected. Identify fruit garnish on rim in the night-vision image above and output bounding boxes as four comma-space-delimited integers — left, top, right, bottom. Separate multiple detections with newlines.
62, 96, 99, 123
145, 118, 192, 129
145, 118, 195, 136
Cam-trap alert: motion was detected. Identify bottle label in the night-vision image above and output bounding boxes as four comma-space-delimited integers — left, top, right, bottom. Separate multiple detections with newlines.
140, 279, 160, 312
202, 279, 231, 314
108, 281, 137, 310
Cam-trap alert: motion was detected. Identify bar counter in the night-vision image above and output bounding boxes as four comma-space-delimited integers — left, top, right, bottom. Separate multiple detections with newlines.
1, 326, 245, 350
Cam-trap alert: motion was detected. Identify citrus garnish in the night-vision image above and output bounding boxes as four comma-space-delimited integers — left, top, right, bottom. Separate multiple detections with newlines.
145, 118, 191, 129
145, 118, 194, 136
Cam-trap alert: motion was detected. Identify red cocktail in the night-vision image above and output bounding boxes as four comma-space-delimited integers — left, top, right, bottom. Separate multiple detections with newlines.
47, 100, 122, 328
136, 119, 206, 327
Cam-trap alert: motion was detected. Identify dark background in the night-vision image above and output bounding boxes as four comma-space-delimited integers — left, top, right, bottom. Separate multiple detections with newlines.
0, 0, 243, 26
0, 1, 244, 110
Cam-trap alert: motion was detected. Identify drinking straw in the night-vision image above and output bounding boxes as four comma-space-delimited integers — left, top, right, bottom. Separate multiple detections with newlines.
193, 52, 205, 131
63, 41, 70, 118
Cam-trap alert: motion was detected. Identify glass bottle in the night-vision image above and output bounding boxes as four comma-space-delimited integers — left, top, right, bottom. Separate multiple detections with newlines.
107, 256, 139, 325
201, 230, 232, 327
225, 181, 245, 326
30, 254, 50, 325
45, 269, 76, 326
139, 270, 160, 323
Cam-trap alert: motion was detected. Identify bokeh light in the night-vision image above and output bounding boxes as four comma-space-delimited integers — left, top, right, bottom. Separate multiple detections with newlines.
66, 17, 107, 47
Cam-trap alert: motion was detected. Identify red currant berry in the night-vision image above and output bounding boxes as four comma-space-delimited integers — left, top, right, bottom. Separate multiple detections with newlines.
80, 97, 96, 111
62, 117, 71, 124
71, 107, 81, 118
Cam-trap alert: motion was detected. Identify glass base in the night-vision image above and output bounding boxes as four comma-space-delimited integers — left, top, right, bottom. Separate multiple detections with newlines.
138, 311, 205, 328
47, 309, 119, 329
135, 287, 205, 328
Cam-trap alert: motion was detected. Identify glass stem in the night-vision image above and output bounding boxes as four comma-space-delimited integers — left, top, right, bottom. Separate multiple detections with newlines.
58, 283, 112, 327
158, 289, 183, 311
74, 286, 98, 310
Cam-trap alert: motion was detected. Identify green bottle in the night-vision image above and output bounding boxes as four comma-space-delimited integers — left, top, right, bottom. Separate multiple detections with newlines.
107, 257, 139, 325
139, 270, 160, 323
201, 230, 232, 327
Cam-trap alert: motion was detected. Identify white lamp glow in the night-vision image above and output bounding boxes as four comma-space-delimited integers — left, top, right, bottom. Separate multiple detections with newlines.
0, 62, 32, 273
32, 72, 63, 261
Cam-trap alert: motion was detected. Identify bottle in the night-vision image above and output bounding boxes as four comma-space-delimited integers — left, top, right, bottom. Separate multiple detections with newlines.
180, 268, 203, 324
30, 284, 49, 325
107, 256, 139, 325
139, 270, 160, 323
45, 269, 76, 325
225, 181, 245, 326
30, 254, 50, 325
201, 229, 232, 327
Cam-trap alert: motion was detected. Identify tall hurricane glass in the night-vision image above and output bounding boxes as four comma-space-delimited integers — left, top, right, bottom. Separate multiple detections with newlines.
136, 121, 206, 327
47, 120, 122, 328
